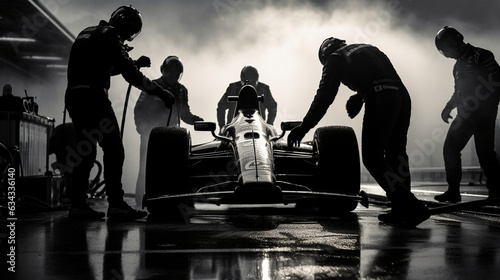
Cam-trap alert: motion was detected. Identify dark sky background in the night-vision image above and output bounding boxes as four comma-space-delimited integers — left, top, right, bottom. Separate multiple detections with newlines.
42, 0, 500, 193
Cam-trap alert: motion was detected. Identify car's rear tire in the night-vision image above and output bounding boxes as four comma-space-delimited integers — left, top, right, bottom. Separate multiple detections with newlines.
313, 126, 360, 214
145, 126, 190, 216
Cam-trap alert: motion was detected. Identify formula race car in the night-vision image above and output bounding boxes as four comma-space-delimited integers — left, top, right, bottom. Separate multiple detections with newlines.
144, 85, 367, 218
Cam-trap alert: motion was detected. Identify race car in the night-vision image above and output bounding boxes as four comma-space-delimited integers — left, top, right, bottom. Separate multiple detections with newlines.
144, 85, 367, 218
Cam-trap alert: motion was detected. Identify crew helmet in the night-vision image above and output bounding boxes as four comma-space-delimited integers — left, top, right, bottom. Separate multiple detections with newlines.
109, 6, 143, 41
318, 37, 346, 65
240, 66, 259, 86
161, 56, 184, 82
435, 26, 464, 58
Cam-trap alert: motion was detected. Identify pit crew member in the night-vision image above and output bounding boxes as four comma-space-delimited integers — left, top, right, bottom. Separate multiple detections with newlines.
134, 56, 204, 207
287, 37, 430, 226
65, 6, 174, 220
434, 26, 500, 202
217, 66, 277, 130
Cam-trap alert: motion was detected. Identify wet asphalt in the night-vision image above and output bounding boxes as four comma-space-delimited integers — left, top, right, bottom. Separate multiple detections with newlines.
3, 183, 500, 280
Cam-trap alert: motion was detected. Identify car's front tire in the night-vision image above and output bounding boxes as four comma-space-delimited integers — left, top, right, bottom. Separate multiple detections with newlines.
313, 126, 360, 214
145, 126, 190, 216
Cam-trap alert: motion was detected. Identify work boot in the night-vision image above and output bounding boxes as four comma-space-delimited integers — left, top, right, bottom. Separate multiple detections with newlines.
378, 189, 430, 227
378, 210, 403, 224
69, 204, 105, 220
434, 190, 461, 203
107, 201, 148, 220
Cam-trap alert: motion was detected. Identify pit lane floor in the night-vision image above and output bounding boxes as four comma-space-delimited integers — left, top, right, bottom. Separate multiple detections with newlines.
2, 183, 500, 279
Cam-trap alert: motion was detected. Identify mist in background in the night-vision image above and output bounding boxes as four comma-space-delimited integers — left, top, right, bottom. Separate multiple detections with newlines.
37, 0, 500, 193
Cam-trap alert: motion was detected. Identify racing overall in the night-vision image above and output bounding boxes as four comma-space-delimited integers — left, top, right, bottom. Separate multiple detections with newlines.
134, 79, 202, 206
217, 81, 277, 129
443, 43, 500, 196
65, 20, 158, 206
301, 44, 411, 195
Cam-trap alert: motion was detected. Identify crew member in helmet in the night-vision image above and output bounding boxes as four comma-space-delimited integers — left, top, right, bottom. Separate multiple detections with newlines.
217, 66, 277, 130
287, 37, 430, 227
65, 6, 174, 220
434, 26, 500, 203
134, 55, 204, 207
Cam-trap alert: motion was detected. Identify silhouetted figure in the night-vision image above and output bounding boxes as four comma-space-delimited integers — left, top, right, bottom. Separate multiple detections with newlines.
3, 84, 13, 96
64, 6, 174, 220
0, 84, 24, 113
217, 66, 277, 130
287, 37, 430, 226
134, 56, 203, 207
434, 26, 500, 202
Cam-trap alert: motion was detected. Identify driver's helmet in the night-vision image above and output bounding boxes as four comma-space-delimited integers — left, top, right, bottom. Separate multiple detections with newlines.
160, 56, 184, 83
240, 66, 259, 87
109, 6, 143, 41
318, 37, 346, 65
435, 26, 464, 58
237, 85, 259, 111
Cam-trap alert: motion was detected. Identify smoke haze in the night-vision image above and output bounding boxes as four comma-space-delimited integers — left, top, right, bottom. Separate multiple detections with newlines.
40, 0, 500, 193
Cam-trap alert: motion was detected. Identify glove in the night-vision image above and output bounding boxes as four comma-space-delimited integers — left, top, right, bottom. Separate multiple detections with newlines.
159, 90, 175, 108
191, 115, 204, 123
287, 125, 308, 148
135, 56, 151, 68
149, 87, 175, 108
441, 106, 453, 123
346, 93, 364, 119
123, 44, 134, 52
